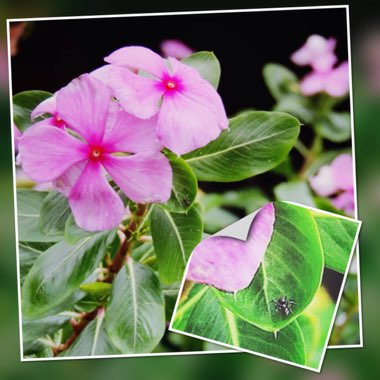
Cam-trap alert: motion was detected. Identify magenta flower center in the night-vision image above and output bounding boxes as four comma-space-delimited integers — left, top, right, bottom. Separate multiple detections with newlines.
165, 79, 177, 90
53, 114, 65, 128
89, 146, 103, 160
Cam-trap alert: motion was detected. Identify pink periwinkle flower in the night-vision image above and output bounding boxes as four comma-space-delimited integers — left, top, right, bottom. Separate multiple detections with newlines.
18, 74, 173, 231
13, 123, 22, 152
31, 94, 66, 128
291, 34, 337, 73
187, 203, 275, 293
160, 39, 194, 60
300, 61, 350, 97
93, 46, 228, 155
309, 154, 355, 216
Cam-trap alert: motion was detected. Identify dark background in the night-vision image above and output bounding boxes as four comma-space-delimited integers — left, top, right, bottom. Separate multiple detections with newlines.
1, 1, 380, 380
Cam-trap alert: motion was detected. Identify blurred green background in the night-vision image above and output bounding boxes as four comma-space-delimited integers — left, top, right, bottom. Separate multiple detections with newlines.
1, 0, 379, 379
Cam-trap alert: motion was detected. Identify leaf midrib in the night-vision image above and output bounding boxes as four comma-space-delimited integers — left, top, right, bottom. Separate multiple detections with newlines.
185, 128, 291, 163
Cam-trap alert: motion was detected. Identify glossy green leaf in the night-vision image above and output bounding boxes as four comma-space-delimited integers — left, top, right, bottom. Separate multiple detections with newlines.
13, 90, 53, 132
216, 202, 324, 332
105, 260, 165, 353
315, 112, 351, 142
184, 111, 300, 182
163, 155, 197, 212
312, 212, 360, 273
297, 287, 335, 368
183, 51, 221, 89
172, 284, 305, 365
22, 230, 115, 319
17, 189, 61, 242
23, 314, 71, 343
263, 63, 299, 101
79, 282, 112, 297
151, 204, 203, 284
19, 242, 50, 285
62, 313, 121, 357
274, 181, 316, 207
204, 208, 239, 234
64, 214, 95, 244
39, 191, 71, 239
274, 95, 314, 123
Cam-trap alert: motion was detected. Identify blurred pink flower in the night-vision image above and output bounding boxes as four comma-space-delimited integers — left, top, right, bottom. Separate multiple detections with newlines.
291, 34, 337, 73
187, 203, 275, 293
93, 46, 228, 155
31, 94, 66, 128
13, 123, 22, 151
300, 61, 350, 97
309, 154, 355, 216
160, 39, 194, 60
18, 74, 172, 231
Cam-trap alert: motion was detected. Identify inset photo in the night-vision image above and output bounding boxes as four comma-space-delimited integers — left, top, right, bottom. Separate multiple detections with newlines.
170, 202, 361, 371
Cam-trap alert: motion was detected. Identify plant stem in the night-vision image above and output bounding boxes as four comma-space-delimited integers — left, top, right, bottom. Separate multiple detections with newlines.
54, 204, 148, 356
298, 134, 323, 178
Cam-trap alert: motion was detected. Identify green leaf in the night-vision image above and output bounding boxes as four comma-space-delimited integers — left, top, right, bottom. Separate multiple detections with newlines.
150, 204, 203, 284
64, 214, 95, 244
312, 212, 360, 273
183, 51, 221, 89
13, 90, 53, 132
315, 112, 351, 142
215, 202, 324, 332
274, 181, 316, 207
204, 208, 239, 234
17, 189, 61, 242
162, 155, 197, 212
105, 260, 165, 353
23, 314, 71, 343
19, 242, 50, 285
62, 313, 121, 357
274, 95, 314, 124
79, 282, 112, 297
22, 230, 115, 319
172, 284, 305, 365
297, 287, 335, 368
39, 191, 71, 239
184, 111, 300, 182
263, 64, 299, 101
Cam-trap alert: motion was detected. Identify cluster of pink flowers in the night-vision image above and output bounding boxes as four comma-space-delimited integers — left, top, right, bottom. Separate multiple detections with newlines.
309, 153, 355, 216
18, 46, 228, 231
291, 34, 350, 97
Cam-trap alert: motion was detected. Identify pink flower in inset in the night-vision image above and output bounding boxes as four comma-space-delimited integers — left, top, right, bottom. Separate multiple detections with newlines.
93, 46, 228, 155
18, 74, 172, 231
300, 61, 350, 97
187, 203, 275, 293
31, 94, 66, 128
160, 39, 194, 60
309, 154, 355, 216
291, 34, 337, 73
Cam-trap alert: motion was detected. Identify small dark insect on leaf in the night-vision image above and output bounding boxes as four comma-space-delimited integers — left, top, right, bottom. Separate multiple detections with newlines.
271, 296, 296, 317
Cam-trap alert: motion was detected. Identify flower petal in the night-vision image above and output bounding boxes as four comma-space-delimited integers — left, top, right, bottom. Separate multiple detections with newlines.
160, 39, 193, 59
53, 161, 87, 196
300, 71, 326, 96
158, 90, 225, 155
18, 124, 88, 183
31, 95, 57, 120
102, 152, 172, 204
309, 165, 338, 197
331, 189, 355, 216
187, 203, 274, 293
330, 153, 353, 191
69, 160, 125, 231
325, 61, 350, 97
93, 65, 163, 120
102, 101, 162, 153
57, 74, 111, 145
105, 46, 167, 78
